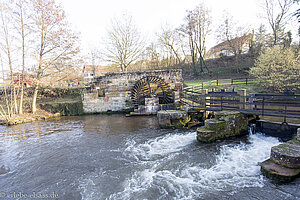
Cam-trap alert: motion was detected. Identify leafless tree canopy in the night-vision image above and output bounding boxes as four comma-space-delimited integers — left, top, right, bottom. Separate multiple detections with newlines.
0, 0, 81, 114
179, 3, 212, 74
261, 0, 294, 45
216, 12, 250, 56
104, 14, 144, 72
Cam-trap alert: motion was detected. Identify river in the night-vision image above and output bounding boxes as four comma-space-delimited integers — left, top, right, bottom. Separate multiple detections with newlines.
0, 115, 299, 200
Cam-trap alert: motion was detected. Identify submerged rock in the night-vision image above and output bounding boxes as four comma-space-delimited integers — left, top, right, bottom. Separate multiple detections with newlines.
0, 165, 10, 175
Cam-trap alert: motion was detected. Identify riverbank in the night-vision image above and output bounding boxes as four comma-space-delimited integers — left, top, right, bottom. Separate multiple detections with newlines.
0, 87, 83, 126
0, 109, 61, 126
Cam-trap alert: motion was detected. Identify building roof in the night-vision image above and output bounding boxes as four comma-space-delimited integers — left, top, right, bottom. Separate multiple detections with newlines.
207, 33, 253, 57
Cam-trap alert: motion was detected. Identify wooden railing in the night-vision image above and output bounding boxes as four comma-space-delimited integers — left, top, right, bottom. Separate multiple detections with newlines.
181, 90, 300, 120
184, 78, 255, 92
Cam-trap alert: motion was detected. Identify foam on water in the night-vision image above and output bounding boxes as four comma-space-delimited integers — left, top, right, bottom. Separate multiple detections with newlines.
124, 131, 196, 160
108, 132, 281, 200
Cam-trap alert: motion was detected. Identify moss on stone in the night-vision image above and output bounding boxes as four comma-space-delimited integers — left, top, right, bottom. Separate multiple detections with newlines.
260, 159, 300, 182
197, 111, 251, 143
157, 110, 190, 129
171, 115, 191, 129
39, 100, 84, 116
196, 127, 216, 143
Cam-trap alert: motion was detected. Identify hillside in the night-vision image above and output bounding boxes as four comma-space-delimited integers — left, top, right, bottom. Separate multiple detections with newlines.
181, 53, 257, 81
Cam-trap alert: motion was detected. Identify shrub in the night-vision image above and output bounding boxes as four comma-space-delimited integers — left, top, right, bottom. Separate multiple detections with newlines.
250, 46, 300, 92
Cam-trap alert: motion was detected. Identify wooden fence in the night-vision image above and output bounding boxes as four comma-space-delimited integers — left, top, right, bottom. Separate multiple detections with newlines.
184, 78, 255, 92
181, 89, 300, 120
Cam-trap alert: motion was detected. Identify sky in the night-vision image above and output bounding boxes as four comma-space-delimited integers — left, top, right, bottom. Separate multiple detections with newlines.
57, 0, 298, 61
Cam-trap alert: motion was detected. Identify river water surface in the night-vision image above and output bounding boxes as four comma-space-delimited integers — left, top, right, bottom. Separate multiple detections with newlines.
0, 115, 299, 200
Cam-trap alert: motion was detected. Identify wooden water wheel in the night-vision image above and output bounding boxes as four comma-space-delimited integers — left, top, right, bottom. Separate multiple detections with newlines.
131, 76, 173, 108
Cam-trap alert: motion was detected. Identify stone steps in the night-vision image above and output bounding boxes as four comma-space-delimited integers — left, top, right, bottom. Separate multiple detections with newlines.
260, 159, 300, 182
270, 142, 300, 168
260, 128, 300, 182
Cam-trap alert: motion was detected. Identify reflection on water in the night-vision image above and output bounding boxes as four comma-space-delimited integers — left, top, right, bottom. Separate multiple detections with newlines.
2, 119, 61, 141
0, 115, 299, 200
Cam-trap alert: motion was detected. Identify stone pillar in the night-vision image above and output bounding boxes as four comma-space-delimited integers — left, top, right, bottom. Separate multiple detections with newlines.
200, 89, 209, 119
297, 128, 300, 141
238, 89, 246, 110
145, 98, 159, 114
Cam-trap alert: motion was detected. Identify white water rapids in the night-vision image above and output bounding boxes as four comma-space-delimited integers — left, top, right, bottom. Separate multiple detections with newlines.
80, 131, 281, 200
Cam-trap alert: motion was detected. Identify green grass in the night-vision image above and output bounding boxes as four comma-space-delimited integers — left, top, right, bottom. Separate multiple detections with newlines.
39, 97, 81, 104
184, 80, 207, 87
185, 79, 258, 87
184, 78, 263, 94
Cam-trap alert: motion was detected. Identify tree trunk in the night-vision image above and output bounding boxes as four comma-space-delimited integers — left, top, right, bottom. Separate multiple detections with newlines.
32, 84, 39, 114
19, 3, 25, 114
19, 84, 24, 114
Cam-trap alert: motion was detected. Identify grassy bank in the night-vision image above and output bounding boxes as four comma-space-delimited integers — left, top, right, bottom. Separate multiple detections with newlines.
184, 78, 265, 94
39, 97, 84, 116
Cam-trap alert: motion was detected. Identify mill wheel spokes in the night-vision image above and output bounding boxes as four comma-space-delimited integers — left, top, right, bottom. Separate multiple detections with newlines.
131, 76, 173, 108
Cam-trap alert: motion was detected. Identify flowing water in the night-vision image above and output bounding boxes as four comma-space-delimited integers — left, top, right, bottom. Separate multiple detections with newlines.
0, 115, 299, 200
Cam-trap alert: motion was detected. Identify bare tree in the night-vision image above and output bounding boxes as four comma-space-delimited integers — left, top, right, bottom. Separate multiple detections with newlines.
158, 25, 182, 65
261, 0, 294, 46
0, 3, 18, 115
104, 14, 144, 72
30, 0, 80, 113
216, 12, 250, 56
179, 3, 211, 74
15, 0, 29, 114
145, 42, 160, 69
88, 47, 102, 66
291, 0, 300, 44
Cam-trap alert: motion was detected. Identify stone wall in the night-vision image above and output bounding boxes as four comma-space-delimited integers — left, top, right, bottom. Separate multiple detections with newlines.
82, 69, 183, 114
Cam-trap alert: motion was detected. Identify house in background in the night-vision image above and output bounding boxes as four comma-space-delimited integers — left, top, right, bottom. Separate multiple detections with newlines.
83, 65, 113, 82
206, 33, 254, 59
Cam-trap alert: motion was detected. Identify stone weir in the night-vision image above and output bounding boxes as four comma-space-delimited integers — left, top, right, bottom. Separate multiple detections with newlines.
82, 69, 183, 114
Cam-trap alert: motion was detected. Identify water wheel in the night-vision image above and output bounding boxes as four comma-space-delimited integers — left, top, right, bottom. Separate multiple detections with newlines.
131, 76, 173, 108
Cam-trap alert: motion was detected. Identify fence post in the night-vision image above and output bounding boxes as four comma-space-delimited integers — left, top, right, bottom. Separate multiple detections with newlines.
217, 79, 219, 86
262, 97, 265, 116
220, 96, 223, 110
238, 89, 246, 110
200, 89, 209, 108
231, 79, 233, 85
200, 89, 209, 119
249, 93, 255, 110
